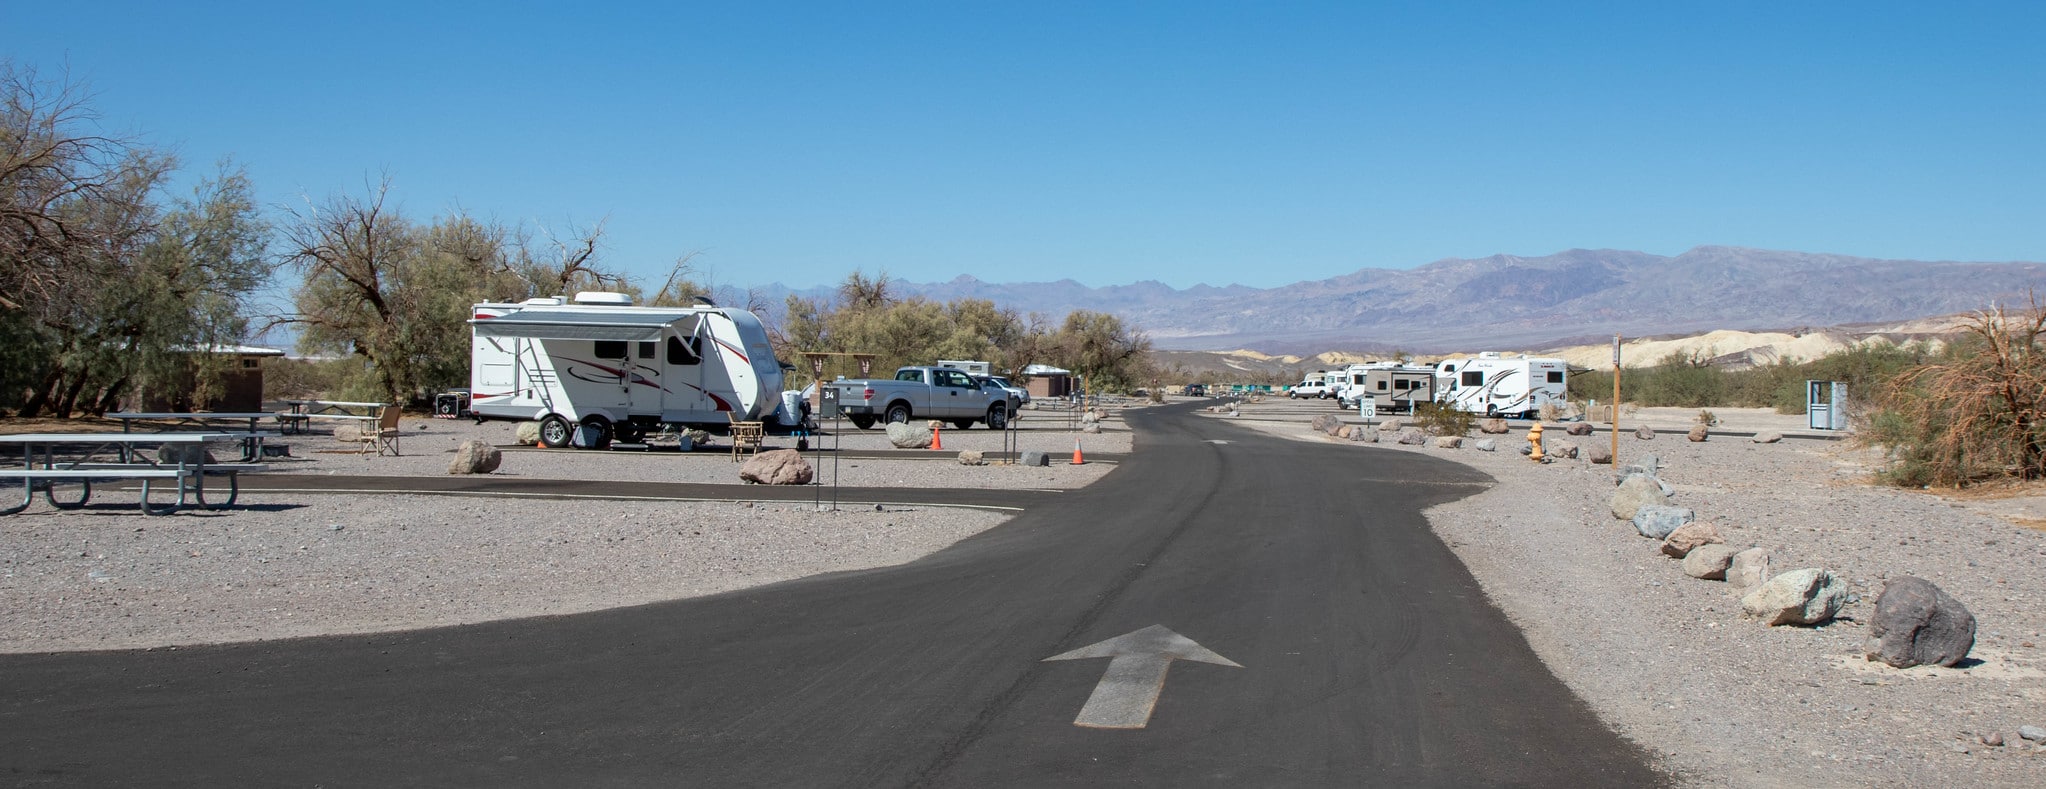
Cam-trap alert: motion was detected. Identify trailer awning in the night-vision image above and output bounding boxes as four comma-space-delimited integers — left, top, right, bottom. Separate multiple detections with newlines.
470, 311, 695, 342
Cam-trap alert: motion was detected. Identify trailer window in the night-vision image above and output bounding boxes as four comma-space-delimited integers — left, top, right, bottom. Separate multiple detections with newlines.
1547, 371, 1564, 383
1376, 381, 1389, 391
595, 341, 628, 360
638, 341, 657, 359
1462, 371, 1483, 387
667, 336, 701, 365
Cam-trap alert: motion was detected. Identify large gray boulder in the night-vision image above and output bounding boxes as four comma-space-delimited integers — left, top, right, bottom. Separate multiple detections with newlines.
447, 439, 502, 474
739, 449, 814, 485
1378, 418, 1405, 432
1687, 424, 1709, 442
1682, 544, 1742, 580
1349, 428, 1378, 443
1020, 450, 1050, 467
1546, 439, 1578, 459
1473, 438, 1496, 452
1396, 428, 1427, 445
1565, 422, 1595, 436
1082, 422, 1103, 434
1727, 548, 1772, 590
1752, 431, 1784, 444
1311, 414, 1343, 435
1585, 443, 1613, 464
1866, 576, 1976, 668
1741, 568, 1848, 626
1632, 504, 1695, 540
1609, 474, 1669, 520
957, 450, 986, 466
515, 421, 541, 446
1635, 425, 1656, 440
886, 421, 933, 449
1478, 418, 1510, 434
1661, 522, 1725, 558
1432, 435, 1463, 449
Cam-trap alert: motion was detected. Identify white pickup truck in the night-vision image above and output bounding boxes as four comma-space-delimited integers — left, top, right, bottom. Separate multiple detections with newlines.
825, 366, 1011, 430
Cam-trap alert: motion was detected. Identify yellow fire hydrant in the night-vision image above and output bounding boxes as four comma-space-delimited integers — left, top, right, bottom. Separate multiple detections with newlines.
1527, 421, 1546, 462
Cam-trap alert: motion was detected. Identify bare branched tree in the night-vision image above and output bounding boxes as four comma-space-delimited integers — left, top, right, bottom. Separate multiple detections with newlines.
1872, 296, 2046, 486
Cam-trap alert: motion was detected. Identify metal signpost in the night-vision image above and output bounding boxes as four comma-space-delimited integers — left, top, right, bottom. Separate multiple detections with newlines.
1611, 335, 1622, 466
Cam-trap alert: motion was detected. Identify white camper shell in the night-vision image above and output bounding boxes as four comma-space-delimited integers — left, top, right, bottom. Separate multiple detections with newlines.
1333, 362, 1438, 413
468, 292, 788, 448
1433, 353, 1568, 419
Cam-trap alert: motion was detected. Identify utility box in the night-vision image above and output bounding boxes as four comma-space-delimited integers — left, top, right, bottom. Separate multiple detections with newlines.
1807, 381, 1847, 430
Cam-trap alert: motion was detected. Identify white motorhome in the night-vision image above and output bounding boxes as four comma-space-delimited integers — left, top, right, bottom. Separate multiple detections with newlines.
1333, 362, 1438, 414
1433, 353, 1568, 418
468, 292, 788, 448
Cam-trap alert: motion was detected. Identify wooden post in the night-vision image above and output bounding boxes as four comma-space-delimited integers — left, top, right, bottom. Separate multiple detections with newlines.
1611, 334, 1622, 466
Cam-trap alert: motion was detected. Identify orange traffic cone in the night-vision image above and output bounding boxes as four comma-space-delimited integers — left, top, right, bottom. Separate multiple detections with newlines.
931, 423, 942, 451
1071, 437, 1085, 465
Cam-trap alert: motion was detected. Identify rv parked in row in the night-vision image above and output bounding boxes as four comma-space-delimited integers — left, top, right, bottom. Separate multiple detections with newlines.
1433, 353, 1568, 418
467, 291, 795, 448
1333, 362, 1438, 414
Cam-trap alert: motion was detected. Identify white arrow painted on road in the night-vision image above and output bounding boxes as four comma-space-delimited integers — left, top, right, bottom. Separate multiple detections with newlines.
1205, 440, 1232, 444
1042, 625, 1241, 729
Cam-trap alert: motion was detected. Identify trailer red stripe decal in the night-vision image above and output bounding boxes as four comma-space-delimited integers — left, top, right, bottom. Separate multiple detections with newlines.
712, 337, 749, 363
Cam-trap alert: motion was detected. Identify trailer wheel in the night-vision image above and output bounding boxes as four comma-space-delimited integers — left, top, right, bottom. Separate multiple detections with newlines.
884, 403, 913, 425
985, 406, 1008, 430
538, 415, 572, 448
849, 415, 876, 430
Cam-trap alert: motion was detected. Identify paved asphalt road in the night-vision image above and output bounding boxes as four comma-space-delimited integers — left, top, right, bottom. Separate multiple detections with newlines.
0, 401, 1664, 787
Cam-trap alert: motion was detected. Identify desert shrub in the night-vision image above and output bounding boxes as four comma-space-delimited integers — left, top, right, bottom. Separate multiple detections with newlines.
1412, 402, 1476, 437
1865, 303, 2046, 487
1695, 409, 1717, 426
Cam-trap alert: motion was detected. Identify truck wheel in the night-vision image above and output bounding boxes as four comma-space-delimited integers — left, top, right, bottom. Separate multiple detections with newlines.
884, 403, 913, 424
985, 406, 1008, 430
538, 415, 572, 448
849, 415, 876, 430
951, 419, 975, 430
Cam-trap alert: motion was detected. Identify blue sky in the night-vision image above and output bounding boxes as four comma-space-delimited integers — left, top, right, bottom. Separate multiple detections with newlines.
10, 1, 2043, 290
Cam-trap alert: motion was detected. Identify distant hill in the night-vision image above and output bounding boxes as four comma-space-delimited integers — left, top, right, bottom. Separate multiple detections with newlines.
751, 246, 2046, 355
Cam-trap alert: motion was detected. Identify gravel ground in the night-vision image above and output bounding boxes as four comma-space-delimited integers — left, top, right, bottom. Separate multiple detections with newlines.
1219, 397, 2046, 788
0, 403, 1140, 654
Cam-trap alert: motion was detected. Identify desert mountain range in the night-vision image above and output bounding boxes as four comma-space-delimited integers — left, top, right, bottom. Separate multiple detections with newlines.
758, 246, 2046, 356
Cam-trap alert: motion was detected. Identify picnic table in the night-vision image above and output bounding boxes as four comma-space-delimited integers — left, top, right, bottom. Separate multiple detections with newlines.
106, 412, 287, 460
277, 400, 389, 435
0, 432, 271, 515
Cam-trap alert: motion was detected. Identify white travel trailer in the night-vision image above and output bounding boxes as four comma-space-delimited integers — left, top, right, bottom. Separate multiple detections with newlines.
1433, 353, 1569, 418
1333, 362, 1438, 414
468, 292, 788, 448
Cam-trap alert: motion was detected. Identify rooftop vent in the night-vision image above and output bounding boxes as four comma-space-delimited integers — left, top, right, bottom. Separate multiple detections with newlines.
572, 291, 635, 306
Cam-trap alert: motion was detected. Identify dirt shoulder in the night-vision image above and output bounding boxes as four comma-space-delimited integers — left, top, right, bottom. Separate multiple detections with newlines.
1218, 398, 2046, 788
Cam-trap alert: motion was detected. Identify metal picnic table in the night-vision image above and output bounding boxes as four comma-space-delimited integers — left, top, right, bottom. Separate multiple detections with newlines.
106, 411, 288, 460
277, 400, 389, 435
0, 432, 273, 515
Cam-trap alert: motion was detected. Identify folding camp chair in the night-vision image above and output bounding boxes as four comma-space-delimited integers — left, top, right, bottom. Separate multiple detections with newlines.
357, 404, 402, 456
